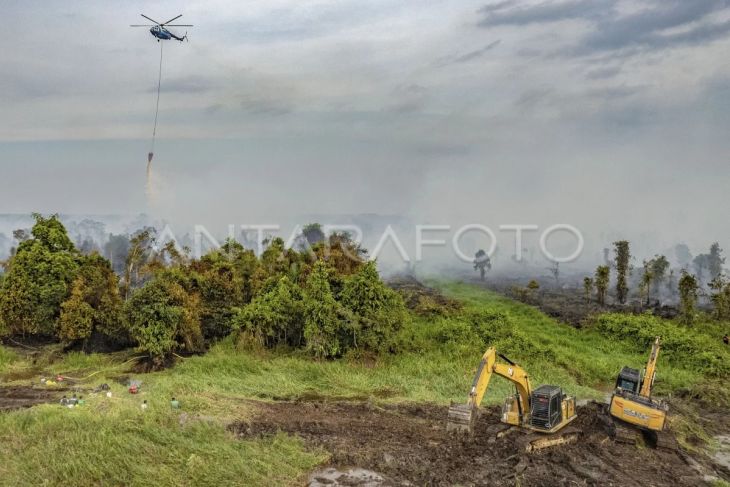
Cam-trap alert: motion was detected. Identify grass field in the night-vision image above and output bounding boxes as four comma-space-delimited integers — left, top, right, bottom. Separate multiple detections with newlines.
0, 281, 727, 485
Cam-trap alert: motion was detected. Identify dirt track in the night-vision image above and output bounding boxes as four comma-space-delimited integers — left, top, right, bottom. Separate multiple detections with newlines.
0, 386, 65, 411
231, 400, 721, 486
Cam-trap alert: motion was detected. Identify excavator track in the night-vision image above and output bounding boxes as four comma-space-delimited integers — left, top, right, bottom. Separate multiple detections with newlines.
516, 426, 581, 453
612, 421, 641, 445
647, 430, 679, 451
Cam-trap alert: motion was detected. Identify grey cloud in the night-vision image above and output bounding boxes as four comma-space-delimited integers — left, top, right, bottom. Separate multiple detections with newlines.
578, 0, 730, 54
434, 40, 501, 68
204, 104, 224, 114
453, 40, 502, 63
513, 87, 555, 109
478, 0, 615, 27
479, 1, 516, 14
512, 83, 645, 114
396, 84, 428, 96
388, 100, 425, 114
585, 65, 621, 80
585, 84, 646, 100
239, 96, 292, 116
386, 84, 429, 113
479, 0, 730, 57
152, 76, 216, 94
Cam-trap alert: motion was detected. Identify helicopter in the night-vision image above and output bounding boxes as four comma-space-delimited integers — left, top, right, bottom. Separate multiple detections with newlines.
130, 14, 193, 42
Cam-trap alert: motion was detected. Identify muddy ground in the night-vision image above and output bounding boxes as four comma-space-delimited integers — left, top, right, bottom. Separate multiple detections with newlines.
0, 386, 66, 411
231, 400, 727, 487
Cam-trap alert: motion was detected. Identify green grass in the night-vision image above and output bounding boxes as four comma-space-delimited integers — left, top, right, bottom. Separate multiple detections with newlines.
431, 281, 719, 398
0, 280, 727, 485
0, 398, 324, 486
0, 346, 18, 373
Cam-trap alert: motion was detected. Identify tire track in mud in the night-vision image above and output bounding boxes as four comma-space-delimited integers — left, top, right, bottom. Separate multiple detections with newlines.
0, 386, 66, 411
230, 400, 710, 486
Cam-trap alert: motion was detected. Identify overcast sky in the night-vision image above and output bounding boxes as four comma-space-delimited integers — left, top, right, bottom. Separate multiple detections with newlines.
0, 0, 728, 259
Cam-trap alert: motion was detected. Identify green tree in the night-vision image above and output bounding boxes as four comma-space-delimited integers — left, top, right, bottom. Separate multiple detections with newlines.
678, 271, 699, 326
340, 261, 409, 353
212, 238, 259, 302
665, 269, 677, 300
595, 265, 610, 306
613, 241, 631, 304
639, 260, 654, 306
302, 223, 325, 246
583, 277, 594, 303
312, 232, 366, 279
123, 229, 156, 298
302, 261, 346, 359
235, 276, 305, 348
58, 278, 94, 342
473, 249, 491, 281
0, 214, 79, 337
193, 258, 246, 340
124, 275, 204, 364
650, 255, 670, 297
58, 254, 125, 345
709, 275, 730, 321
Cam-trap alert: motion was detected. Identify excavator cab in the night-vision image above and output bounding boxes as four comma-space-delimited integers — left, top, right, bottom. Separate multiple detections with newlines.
615, 366, 641, 394
530, 385, 571, 431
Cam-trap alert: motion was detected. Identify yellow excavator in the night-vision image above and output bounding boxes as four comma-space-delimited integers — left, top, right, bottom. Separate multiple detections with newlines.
447, 347, 579, 452
608, 336, 671, 446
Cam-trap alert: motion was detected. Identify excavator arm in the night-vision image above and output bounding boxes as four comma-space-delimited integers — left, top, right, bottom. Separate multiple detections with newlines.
448, 347, 532, 433
639, 337, 661, 398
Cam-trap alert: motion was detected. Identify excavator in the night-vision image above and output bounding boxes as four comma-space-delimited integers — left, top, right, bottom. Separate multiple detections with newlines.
608, 336, 672, 447
447, 347, 579, 452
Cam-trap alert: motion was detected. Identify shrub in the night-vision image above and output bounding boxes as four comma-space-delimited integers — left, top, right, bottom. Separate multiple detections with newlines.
124, 276, 204, 363
302, 261, 347, 358
194, 260, 245, 339
58, 278, 94, 342
68, 254, 125, 344
234, 276, 305, 348
709, 276, 730, 320
340, 262, 409, 353
591, 313, 729, 376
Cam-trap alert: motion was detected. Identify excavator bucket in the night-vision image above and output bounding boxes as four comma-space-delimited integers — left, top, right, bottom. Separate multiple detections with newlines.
447, 403, 475, 433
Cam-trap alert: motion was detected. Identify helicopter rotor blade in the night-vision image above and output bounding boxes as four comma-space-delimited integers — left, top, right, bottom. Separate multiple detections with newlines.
161, 14, 183, 25
130, 24, 155, 27
141, 14, 161, 25
164, 24, 193, 27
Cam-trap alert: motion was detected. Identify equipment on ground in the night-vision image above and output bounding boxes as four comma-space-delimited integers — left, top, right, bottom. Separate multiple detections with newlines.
608, 336, 671, 446
447, 347, 579, 451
